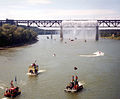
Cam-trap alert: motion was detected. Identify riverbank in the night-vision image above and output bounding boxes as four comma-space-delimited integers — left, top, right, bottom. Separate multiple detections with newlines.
101, 36, 120, 40
0, 39, 38, 50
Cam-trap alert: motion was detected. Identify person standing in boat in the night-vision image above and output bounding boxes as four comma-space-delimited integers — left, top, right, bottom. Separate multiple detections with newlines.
74, 75, 78, 89
5, 87, 9, 93
10, 80, 14, 88
70, 75, 74, 89
72, 75, 74, 82
32, 63, 36, 67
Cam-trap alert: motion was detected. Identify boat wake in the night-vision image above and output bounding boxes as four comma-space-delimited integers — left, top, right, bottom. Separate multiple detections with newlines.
79, 81, 86, 85
19, 80, 27, 86
2, 98, 8, 99
79, 51, 104, 57
0, 86, 4, 89
79, 54, 99, 57
38, 70, 46, 73
0, 83, 7, 90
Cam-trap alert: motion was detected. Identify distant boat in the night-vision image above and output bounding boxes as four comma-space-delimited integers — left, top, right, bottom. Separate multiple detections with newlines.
70, 39, 74, 41
93, 51, 104, 56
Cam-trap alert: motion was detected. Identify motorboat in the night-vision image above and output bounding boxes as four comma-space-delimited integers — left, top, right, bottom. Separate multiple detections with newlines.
4, 86, 21, 97
93, 51, 104, 56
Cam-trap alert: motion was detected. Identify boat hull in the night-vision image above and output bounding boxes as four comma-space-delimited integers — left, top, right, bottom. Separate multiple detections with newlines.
64, 85, 83, 93
4, 91, 21, 97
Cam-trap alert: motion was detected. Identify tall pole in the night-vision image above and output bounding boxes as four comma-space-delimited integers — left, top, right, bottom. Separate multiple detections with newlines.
60, 25, 63, 40
96, 25, 99, 41
51, 31, 53, 39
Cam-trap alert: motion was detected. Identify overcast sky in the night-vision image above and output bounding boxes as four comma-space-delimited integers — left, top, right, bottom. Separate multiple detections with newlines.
0, 0, 120, 20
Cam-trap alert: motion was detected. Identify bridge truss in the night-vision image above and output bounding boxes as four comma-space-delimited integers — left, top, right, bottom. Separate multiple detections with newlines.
0, 19, 120, 28
97, 20, 120, 28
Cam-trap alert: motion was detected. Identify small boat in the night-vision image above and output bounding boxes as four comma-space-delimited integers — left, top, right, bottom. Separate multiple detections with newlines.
70, 39, 74, 41
4, 86, 21, 97
28, 63, 39, 76
64, 81, 83, 92
64, 75, 83, 93
93, 51, 104, 56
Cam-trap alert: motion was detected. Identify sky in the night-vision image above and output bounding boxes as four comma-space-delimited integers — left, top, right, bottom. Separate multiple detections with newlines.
0, 0, 120, 20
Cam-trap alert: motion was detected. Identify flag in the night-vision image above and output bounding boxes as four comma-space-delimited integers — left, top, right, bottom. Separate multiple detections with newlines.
15, 76, 17, 82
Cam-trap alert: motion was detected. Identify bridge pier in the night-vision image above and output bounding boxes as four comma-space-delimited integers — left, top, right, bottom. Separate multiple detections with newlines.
60, 25, 63, 40
95, 25, 99, 41
51, 32, 53, 39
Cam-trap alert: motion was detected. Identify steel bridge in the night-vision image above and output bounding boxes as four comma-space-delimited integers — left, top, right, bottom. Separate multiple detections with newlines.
97, 20, 120, 28
0, 19, 120, 40
0, 19, 120, 28
0, 19, 62, 28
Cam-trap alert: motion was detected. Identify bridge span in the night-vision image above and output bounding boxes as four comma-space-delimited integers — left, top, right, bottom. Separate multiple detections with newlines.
0, 19, 120, 28
0, 19, 120, 40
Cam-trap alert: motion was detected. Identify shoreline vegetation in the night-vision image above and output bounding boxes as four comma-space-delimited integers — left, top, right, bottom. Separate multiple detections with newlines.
101, 36, 120, 40
100, 29, 120, 40
0, 24, 38, 49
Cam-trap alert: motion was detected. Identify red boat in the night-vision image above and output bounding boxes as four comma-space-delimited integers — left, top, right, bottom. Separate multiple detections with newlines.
4, 86, 21, 97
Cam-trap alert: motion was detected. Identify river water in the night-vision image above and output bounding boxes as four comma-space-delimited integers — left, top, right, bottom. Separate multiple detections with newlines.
0, 35, 120, 99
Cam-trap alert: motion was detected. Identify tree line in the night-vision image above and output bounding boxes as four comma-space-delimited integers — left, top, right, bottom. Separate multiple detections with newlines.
0, 24, 38, 47
100, 29, 120, 40
100, 30, 120, 37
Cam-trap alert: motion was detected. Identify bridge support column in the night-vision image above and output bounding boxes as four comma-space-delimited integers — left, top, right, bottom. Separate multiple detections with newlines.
27, 21, 30, 27
60, 25, 63, 40
96, 26, 99, 41
51, 32, 53, 39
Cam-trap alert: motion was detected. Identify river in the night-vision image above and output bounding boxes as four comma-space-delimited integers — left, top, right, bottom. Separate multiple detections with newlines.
0, 35, 120, 99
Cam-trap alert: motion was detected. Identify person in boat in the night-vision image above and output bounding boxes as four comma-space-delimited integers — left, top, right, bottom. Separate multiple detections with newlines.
5, 87, 9, 93
29, 62, 38, 74
70, 75, 74, 89
35, 68, 38, 74
32, 63, 36, 67
66, 75, 74, 89
34, 64, 38, 74
10, 80, 14, 88
74, 75, 78, 89
29, 70, 34, 74
16, 86, 19, 92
